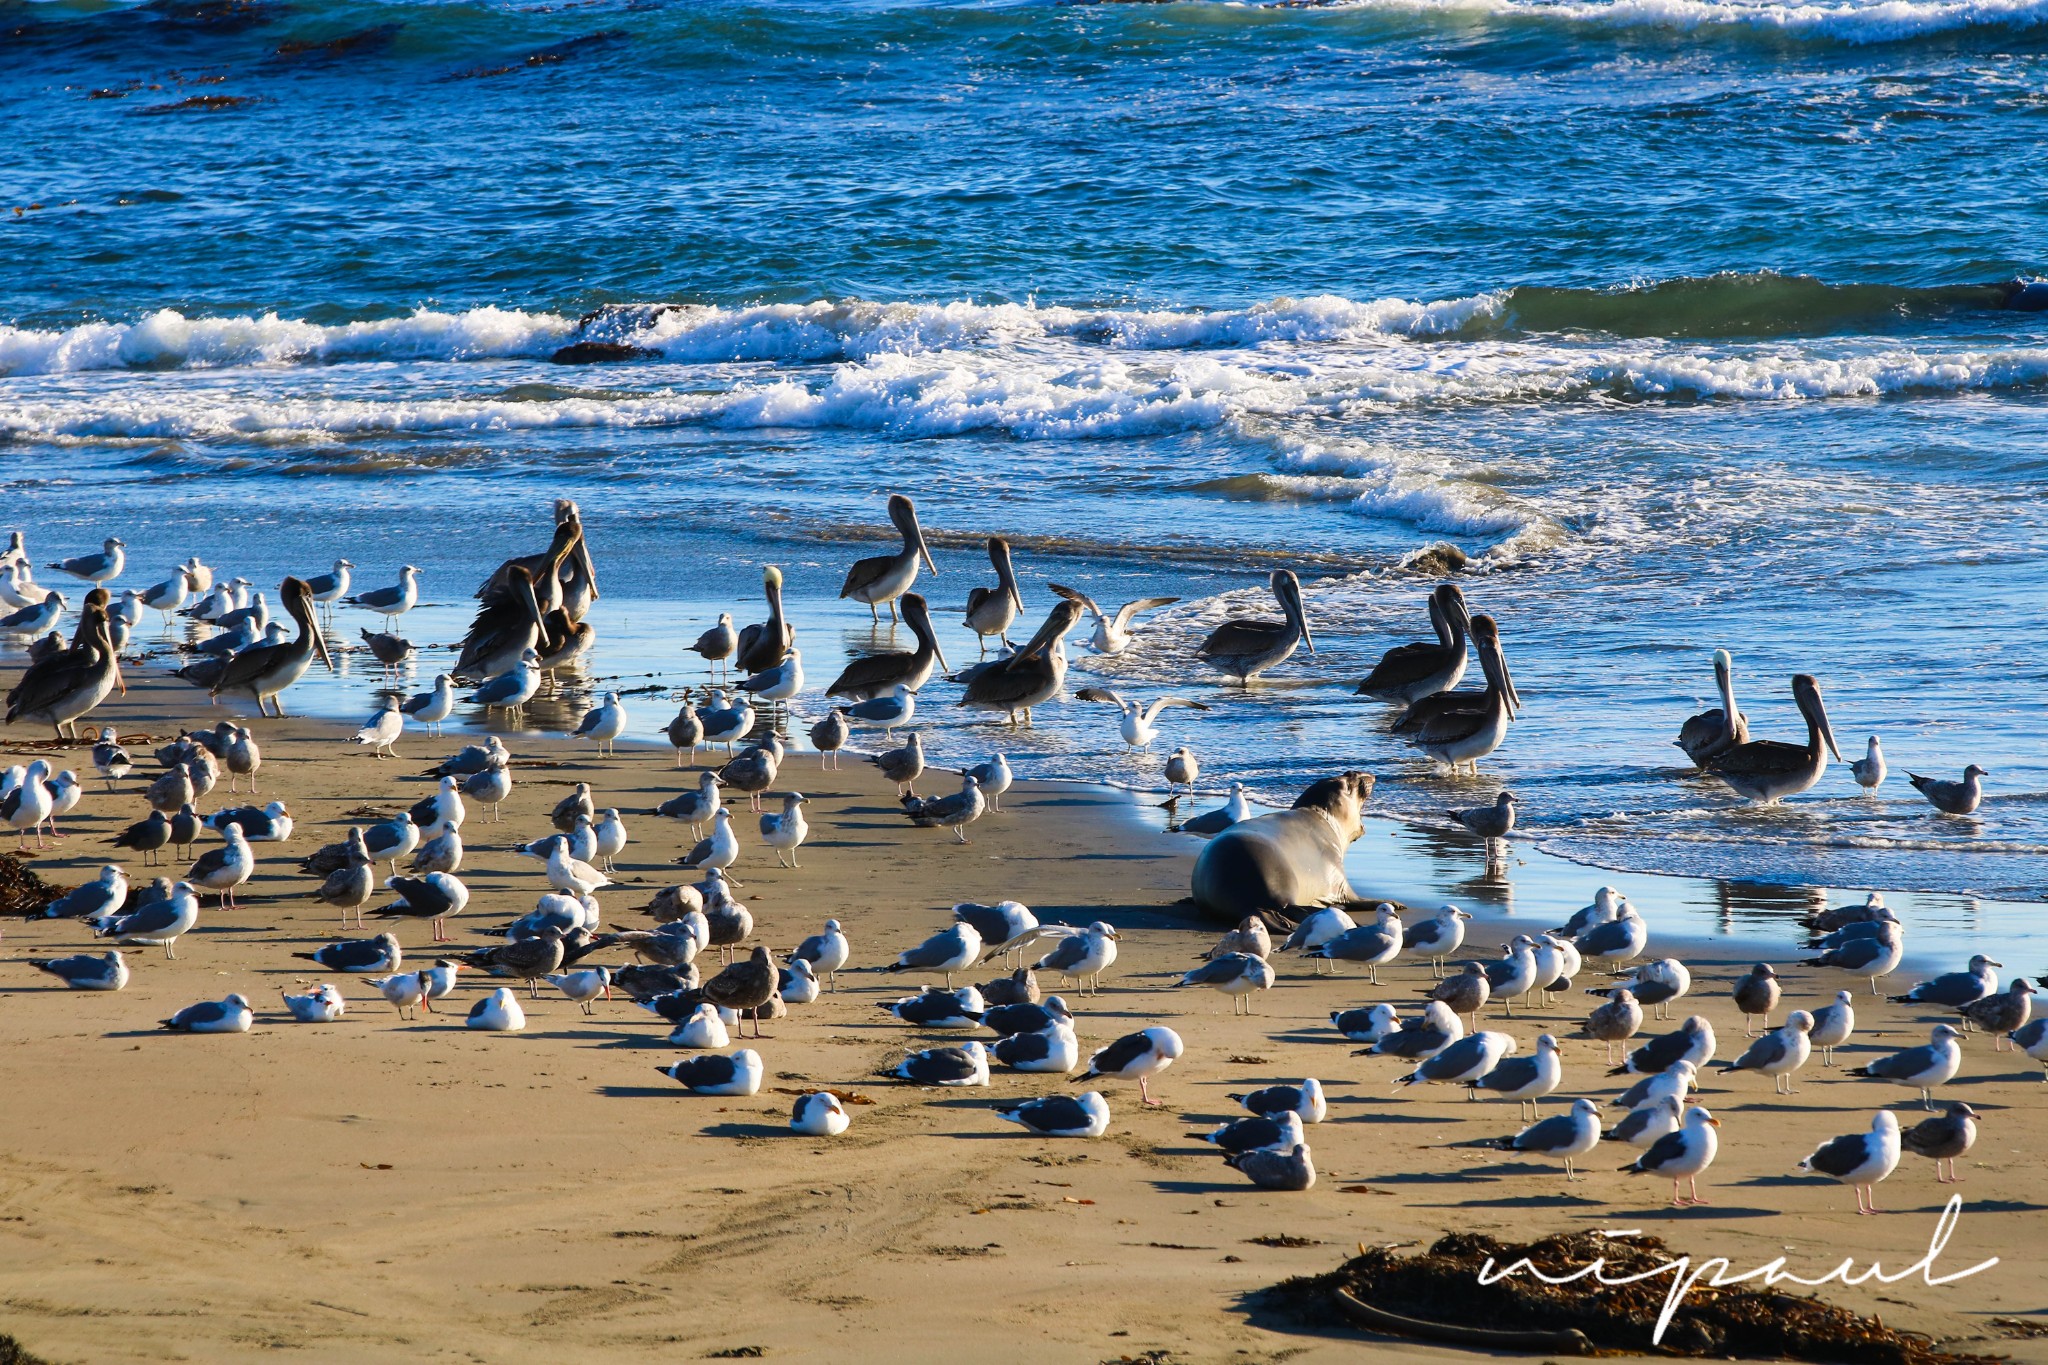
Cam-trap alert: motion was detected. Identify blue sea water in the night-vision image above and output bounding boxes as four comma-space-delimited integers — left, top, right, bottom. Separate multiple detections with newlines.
3, 0, 2047, 956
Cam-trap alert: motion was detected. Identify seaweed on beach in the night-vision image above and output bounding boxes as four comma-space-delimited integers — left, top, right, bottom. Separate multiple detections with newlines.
1260, 1231, 2002, 1365
0, 854, 63, 918
0, 1332, 53, 1365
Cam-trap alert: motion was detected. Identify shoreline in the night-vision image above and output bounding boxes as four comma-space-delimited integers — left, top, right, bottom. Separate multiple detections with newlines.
0, 675, 2041, 1363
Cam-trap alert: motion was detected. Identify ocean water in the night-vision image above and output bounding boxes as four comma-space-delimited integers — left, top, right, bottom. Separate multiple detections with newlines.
4, 0, 2047, 958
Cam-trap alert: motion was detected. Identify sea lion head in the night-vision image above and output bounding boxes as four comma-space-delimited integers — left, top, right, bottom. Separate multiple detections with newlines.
1291, 771, 1375, 841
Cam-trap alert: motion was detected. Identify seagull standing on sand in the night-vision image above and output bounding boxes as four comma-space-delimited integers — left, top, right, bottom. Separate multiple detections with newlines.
1079, 1027, 1184, 1106
1465, 1033, 1563, 1120
1809, 990, 1856, 1065
1899, 1103, 1978, 1184
352, 696, 405, 759
1718, 1010, 1813, 1094
1397, 1031, 1517, 1091
1621, 1104, 1720, 1207
1799, 1110, 1901, 1215
571, 692, 629, 755
889, 923, 983, 988
1479, 1098, 1603, 1181
1035, 921, 1119, 995
1846, 1023, 1963, 1108
1179, 953, 1276, 1013
186, 822, 253, 909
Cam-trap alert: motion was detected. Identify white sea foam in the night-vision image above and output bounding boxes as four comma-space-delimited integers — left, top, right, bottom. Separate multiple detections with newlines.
1319, 0, 2048, 44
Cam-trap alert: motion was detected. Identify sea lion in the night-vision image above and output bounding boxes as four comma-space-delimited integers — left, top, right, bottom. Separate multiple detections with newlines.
1190, 772, 1374, 924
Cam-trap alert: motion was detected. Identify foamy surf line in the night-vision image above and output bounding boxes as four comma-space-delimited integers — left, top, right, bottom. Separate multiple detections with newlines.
1308, 0, 2048, 43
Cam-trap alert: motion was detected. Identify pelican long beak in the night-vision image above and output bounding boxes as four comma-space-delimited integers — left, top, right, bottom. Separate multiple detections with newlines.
1500, 652, 1520, 719
934, 637, 951, 672
917, 524, 938, 578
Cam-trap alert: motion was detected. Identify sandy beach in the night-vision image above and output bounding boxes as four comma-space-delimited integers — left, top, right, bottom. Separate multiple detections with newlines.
1, 674, 2043, 1365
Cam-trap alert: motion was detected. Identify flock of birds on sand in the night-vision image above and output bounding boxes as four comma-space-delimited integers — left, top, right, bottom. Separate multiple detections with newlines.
0, 498, 2035, 1210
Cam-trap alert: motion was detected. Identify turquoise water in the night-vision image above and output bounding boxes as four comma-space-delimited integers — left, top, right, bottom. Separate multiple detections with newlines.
4, 0, 2047, 952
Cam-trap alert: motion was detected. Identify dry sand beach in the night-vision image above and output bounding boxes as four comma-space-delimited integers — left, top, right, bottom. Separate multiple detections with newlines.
1, 676, 2045, 1365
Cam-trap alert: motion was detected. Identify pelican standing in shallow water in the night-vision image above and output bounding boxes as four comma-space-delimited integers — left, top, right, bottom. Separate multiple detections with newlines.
1703, 673, 1841, 804
964, 537, 1024, 652
1676, 649, 1750, 766
1410, 615, 1519, 773
1196, 569, 1312, 684
1354, 583, 1470, 703
5, 591, 123, 738
1048, 583, 1181, 657
212, 577, 334, 717
955, 599, 1083, 728
827, 593, 948, 700
840, 494, 937, 623
735, 566, 793, 675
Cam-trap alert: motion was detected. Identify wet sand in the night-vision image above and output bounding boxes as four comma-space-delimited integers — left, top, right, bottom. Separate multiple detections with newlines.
0, 676, 2043, 1364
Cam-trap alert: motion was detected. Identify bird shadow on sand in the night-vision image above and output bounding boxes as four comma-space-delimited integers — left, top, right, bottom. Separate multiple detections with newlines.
699, 1120, 787, 1139
598, 1084, 686, 1099
1421, 1191, 1609, 1209
1149, 1177, 1255, 1195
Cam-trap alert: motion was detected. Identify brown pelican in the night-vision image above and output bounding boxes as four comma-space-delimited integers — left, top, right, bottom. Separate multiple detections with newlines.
454, 565, 545, 680
1676, 649, 1749, 767
5, 591, 123, 738
1047, 583, 1180, 656
826, 592, 947, 700
1408, 614, 1518, 772
478, 499, 598, 621
955, 599, 1083, 728
963, 537, 1023, 652
1389, 615, 1519, 733
1703, 673, 1840, 804
1196, 569, 1312, 684
1354, 584, 1469, 703
839, 494, 936, 622
735, 565, 793, 674
211, 577, 334, 717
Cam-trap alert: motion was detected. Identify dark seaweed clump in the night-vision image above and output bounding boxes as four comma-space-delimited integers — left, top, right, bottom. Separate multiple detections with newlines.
1261, 1230, 2002, 1365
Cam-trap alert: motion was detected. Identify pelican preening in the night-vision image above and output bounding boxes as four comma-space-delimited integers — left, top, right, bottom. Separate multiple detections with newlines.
1047, 583, 1180, 657
1355, 584, 1470, 703
840, 494, 936, 623
1196, 569, 1311, 684
1703, 673, 1841, 804
964, 537, 1024, 653
1676, 649, 1749, 767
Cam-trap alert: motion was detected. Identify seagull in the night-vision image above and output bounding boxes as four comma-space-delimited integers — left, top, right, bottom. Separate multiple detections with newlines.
1846, 1024, 1964, 1108
367, 971, 431, 1019
1483, 937, 1540, 1015
1199, 1110, 1307, 1157
465, 648, 541, 718
1718, 1010, 1813, 1094
1899, 1102, 1978, 1184
466, 987, 527, 1032
1909, 765, 1987, 815
1046, 584, 1179, 656
739, 648, 804, 711
1604, 1096, 1684, 1148
895, 1040, 992, 1087
1732, 963, 1781, 1034
281, 983, 346, 1023
1612, 1059, 1698, 1112
1309, 904, 1403, 982
1, 759, 54, 849
1959, 978, 2033, 1045
1804, 925, 1904, 993
902, 774, 986, 843
570, 692, 628, 755
656, 771, 722, 838
1180, 782, 1252, 836
370, 872, 470, 943
778, 957, 820, 1006
1553, 886, 1621, 939
358, 629, 416, 672
700, 946, 779, 1037
807, 710, 848, 769
1034, 921, 1119, 995
870, 731, 925, 797
87, 881, 200, 958
1809, 990, 1857, 1065
42, 864, 130, 919
1799, 1111, 1902, 1215
791, 1092, 850, 1137
295, 933, 403, 974
28, 950, 129, 991
1891, 955, 1999, 1011
1447, 791, 1517, 841
1227, 1143, 1317, 1191
351, 696, 405, 759
303, 557, 353, 613
1163, 747, 1198, 797
1331, 1003, 1402, 1045
1850, 736, 1886, 791
46, 537, 125, 584
548, 966, 613, 1015
995, 1091, 1111, 1139
669, 1003, 729, 1049
1176, 952, 1277, 1014
1405, 905, 1471, 977
1621, 1103, 1720, 1206
887, 922, 981, 988
344, 564, 420, 626
1396, 1031, 1516, 1090
1073, 688, 1209, 751
691, 614, 737, 680
1478, 1097, 1603, 1181
951, 901, 1042, 963
1574, 903, 1647, 965
2014, 1017, 2048, 1075
1079, 1026, 1184, 1106
401, 674, 457, 736
1203, 916, 1272, 962
1421, 965, 1491, 1031
1279, 906, 1357, 975
1363, 1002, 1463, 1061
792, 918, 851, 990
91, 726, 132, 789
1579, 987, 1644, 1064
186, 821, 253, 909
993, 1022, 1081, 1074
979, 967, 1039, 1006
160, 993, 253, 1034
1610, 1015, 1716, 1077
845, 684, 915, 739
719, 736, 785, 813
1225, 1079, 1326, 1124
1464, 1033, 1563, 1120
1605, 957, 1691, 1021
